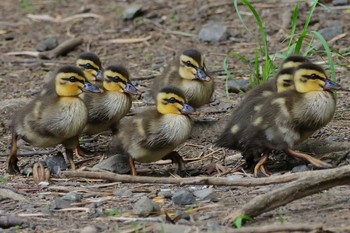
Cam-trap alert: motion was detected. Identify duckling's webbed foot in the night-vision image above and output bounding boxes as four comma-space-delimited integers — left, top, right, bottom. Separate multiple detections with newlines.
7, 132, 20, 174
162, 151, 186, 174
254, 150, 271, 177
285, 148, 333, 169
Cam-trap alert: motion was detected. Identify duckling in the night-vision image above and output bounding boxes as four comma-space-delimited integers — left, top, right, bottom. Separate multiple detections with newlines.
152, 49, 214, 108
114, 86, 194, 176
76, 52, 103, 82
76, 65, 138, 155
7, 66, 101, 174
216, 56, 309, 156
217, 63, 341, 176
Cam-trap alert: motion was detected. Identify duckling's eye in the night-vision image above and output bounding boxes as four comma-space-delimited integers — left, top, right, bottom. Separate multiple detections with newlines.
309, 74, 318, 79
83, 63, 94, 69
168, 97, 176, 103
68, 76, 78, 82
182, 60, 194, 67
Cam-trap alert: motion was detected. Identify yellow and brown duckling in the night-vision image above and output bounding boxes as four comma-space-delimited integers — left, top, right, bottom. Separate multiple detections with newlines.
76, 65, 138, 155
216, 63, 341, 176
76, 52, 103, 83
114, 86, 194, 176
152, 49, 214, 108
7, 66, 101, 174
216, 56, 310, 159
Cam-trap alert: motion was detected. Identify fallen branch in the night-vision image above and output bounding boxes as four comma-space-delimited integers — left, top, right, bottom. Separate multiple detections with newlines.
6, 37, 84, 59
223, 164, 350, 225
62, 168, 331, 187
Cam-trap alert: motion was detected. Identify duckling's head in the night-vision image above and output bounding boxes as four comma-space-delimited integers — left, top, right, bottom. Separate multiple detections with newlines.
275, 55, 311, 92
102, 65, 138, 94
178, 49, 210, 81
281, 55, 310, 69
157, 87, 194, 115
275, 67, 296, 93
76, 52, 103, 82
294, 63, 341, 93
55, 66, 102, 97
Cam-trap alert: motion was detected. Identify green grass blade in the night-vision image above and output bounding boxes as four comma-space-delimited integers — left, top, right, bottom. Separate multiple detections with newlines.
312, 31, 336, 81
295, 0, 319, 53
288, 3, 299, 48
233, 0, 251, 33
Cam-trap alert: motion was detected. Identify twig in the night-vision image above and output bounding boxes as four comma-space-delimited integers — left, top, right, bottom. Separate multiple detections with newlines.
223, 164, 350, 225
100, 35, 152, 45
62, 170, 310, 187
6, 38, 84, 59
39, 37, 84, 59
27, 13, 103, 23
0, 187, 28, 202
223, 223, 323, 233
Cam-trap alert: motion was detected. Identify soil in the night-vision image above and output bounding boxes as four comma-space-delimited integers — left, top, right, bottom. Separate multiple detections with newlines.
0, 0, 350, 232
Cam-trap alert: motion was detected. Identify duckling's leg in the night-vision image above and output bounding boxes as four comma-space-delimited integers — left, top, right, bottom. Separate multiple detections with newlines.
162, 151, 186, 174
65, 149, 76, 170
7, 131, 20, 174
129, 156, 137, 176
254, 150, 271, 177
285, 148, 333, 168
75, 143, 86, 159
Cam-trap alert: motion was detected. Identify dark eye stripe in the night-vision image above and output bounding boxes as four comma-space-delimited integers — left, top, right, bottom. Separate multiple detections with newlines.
80, 63, 98, 71
164, 98, 183, 105
182, 60, 196, 69
302, 74, 325, 81
107, 75, 126, 84
62, 77, 84, 84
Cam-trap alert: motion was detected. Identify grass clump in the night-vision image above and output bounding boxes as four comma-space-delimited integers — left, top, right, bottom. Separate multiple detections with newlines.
225, 0, 337, 92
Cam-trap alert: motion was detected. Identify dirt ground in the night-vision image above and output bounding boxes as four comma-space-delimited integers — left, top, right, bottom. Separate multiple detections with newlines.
1, 0, 350, 232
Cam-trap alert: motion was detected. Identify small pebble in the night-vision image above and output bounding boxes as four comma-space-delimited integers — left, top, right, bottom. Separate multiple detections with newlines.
123, 5, 143, 20
61, 192, 82, 202
80, 225, 98, 233
93, 154, 130, 174
51, 197, 71, 210
114, 187, 133, 197
193, 188, 218, 202
171, 189, 196, 206
133, 197, 160, 217
291, 164, 311, 173
198, 22, 229, 43
36, 37, 59, 52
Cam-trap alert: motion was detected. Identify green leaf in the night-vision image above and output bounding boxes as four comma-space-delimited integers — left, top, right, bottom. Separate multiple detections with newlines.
233, 215, 253, 228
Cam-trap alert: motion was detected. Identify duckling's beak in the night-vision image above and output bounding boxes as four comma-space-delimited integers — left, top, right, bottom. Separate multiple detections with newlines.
96, 69, 104, 81
323, 79, 342, 91
82, 81, 103, 93
181, 103, 195, 115
196, 67, 211, 81
124, 82, 139, 95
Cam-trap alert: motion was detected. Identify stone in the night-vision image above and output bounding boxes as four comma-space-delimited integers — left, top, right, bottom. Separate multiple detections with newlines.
80, 225, 98, 233
193, 188, 218, 202
227, 79, 250, 93
61, 192, 82, 202
51, 197, 71, 210
36, 37, 59, 52
114, 187, 133, 197
45, 152, 67, 174
333, 0, 348, 6
158, 189, 172, 198
198, 22, 229, 43
318, 24, 343, 41
171, 190, 196, 206
133, 197, 160, 217
123, 5, 143, 20
291, 164, 311, 173
93, 154, 130, 174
